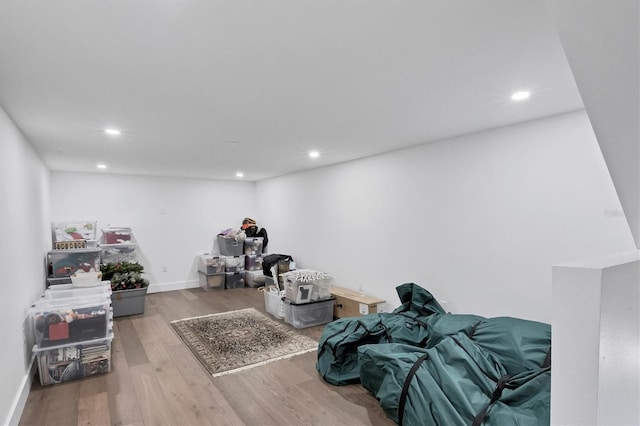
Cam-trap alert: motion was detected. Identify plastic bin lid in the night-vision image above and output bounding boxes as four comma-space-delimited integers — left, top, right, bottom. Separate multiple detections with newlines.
30, 296, 111, 312
284, 297, 335, 306
32, 330, 115, 352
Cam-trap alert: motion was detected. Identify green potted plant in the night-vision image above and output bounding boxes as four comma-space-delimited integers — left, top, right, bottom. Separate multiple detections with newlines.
101, 261, 149, 317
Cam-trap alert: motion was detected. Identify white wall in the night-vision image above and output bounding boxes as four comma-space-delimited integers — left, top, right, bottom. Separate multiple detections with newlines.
0, 106, 51, 425
256, 110, 636, 322
547, 0, 640, 249
552, 251, 640, 425
50, 172, 256, 292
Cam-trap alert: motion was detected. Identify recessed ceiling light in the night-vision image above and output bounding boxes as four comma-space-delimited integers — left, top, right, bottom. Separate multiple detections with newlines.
511, 91, 531, 101
236, 172, 244, 178
97, 163, 108, 169
104, 128, 121, 136
309, 150, 320, 158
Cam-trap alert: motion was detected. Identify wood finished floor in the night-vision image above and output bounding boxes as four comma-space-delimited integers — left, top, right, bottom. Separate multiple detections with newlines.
19, 287, 395, 426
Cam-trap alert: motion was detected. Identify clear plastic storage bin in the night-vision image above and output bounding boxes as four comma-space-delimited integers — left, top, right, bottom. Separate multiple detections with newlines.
43, 281, 112, 299
284, 298, 335, 329
225, 272, 245, 289
51, 221, 97, 244
100, 243, 137, 263
30, 297, 112, 348
197, 254, 226, 274
264, 288, 285, 319
34, 332, 113, 385
199, 272, 224, 291
282, 270, 333, 303
243, 237, 263, 255
244, 270, 265, 288
101, 227, 133, 244
48, 248, 101, 278
245, 255, 263, 271
217, 236, 244, 256
224, 255, 245, 273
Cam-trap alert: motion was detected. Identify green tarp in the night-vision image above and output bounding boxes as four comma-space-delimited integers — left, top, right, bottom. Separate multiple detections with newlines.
317, 283, 445, 385
316, 283, 551, 425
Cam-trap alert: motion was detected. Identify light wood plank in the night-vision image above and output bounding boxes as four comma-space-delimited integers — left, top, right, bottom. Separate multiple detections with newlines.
165, 343, 245, 426
106, 334, 144, 426
44, 381, 80, 425
141, 340, 212, 425
116, 318, 150, 367
129, 363, 177, 425
77, 391, 110, 426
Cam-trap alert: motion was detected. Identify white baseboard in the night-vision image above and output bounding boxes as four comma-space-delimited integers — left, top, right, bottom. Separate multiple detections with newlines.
146, 279, 199, 293
5, 356, 36, 426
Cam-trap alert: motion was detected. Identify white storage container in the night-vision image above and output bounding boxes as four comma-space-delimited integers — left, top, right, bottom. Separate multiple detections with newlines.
264, 288, 285, 319
282, 269, 333, 303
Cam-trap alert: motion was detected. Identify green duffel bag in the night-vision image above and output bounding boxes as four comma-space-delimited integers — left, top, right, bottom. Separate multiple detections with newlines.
317, 283, 445, 386
358, 334, 550, 426
316, 312, 431, 385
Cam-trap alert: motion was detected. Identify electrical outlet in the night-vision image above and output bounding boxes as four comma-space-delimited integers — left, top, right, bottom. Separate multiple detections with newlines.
358, 281, 364, 292
162, 265, 168, 272
376, 303, 385, 313
359, 303, 369, 315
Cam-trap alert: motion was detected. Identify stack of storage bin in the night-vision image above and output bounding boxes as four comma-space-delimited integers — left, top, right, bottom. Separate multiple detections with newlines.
224, 254, 246, 288
197, 254, 226, 291
280, 269, 335, 328
30, 281, 113, 385
100, 227, 138, 263
47, 221, 101, 287
243, 237, 265, 288
204, 235, 267, 290
216, 234, 245, 289
99, 226, 149, 317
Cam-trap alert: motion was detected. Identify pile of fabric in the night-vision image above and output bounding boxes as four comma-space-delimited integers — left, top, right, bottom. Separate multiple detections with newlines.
316, 283, 551, 425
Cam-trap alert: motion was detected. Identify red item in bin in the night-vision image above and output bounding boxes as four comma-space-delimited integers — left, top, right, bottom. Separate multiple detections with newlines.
104, 231, 131, 244
48, 322, 69, 340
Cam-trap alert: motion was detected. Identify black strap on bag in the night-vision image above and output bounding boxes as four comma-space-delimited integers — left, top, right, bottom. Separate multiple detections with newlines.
466, 320, 482, 339
471, 374, 513, 426
397, 354, 429, 426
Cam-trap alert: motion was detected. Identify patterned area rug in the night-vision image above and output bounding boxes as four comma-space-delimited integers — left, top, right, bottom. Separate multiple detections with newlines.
170, 307, 318, 377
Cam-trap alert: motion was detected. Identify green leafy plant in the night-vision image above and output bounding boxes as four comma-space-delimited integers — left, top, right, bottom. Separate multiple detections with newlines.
100, 261, 149, 290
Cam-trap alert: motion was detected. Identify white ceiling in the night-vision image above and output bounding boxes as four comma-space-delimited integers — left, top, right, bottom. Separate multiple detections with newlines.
0, 0, 584, 181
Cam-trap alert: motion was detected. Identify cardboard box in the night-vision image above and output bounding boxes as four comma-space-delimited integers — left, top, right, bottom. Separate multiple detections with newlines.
330, 286, 385, 319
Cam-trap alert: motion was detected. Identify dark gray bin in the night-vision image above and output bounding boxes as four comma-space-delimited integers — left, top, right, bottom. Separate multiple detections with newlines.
217, 236, 244, 256
225, 272, 245, 289
112, 287, 148, 317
